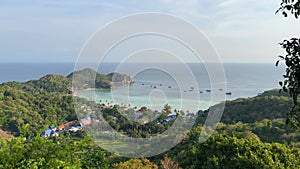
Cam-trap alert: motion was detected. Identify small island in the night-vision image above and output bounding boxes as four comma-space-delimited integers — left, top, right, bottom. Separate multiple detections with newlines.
67, 68, 135, 95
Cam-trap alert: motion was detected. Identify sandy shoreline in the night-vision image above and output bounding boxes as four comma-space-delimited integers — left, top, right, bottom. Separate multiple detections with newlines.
73, 87, 101, 96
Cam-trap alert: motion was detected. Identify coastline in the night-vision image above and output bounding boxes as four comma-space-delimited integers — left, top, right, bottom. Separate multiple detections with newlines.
76, 87, 275, 111
73, 87, 103, 96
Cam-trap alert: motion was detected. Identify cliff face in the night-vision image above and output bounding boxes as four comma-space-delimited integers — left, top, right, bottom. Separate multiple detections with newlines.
107, 72, 135, 85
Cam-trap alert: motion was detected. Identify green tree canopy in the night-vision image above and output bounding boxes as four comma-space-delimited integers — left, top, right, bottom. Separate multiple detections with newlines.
113, 158, 158, 169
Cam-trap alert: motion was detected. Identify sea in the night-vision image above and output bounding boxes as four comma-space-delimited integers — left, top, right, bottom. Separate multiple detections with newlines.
0, 62, 286, 111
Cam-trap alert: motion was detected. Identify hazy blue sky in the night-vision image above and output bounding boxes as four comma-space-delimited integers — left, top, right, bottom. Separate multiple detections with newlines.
1, 0, 300, 63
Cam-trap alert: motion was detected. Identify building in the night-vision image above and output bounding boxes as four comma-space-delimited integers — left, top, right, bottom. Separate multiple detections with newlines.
69, 126, 82, 132
40, 126, 58, 138
58, 121, 76, 131
80, 115, 92, 126
163, 114, 177, 125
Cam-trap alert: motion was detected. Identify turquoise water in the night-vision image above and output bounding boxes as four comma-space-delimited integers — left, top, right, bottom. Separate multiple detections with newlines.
0, 62, 285, 111
78, 88, 214, 111
77, 63, 285, 111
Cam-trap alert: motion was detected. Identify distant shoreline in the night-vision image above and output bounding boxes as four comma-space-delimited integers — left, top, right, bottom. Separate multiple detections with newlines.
73, 87, 101, 96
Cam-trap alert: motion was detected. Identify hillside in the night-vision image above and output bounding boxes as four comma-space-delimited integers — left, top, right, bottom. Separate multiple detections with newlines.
1, 74, 300, 168
0, 68, 134, 137
198, 89, 293, 124
1, 68, 134, 94
0, 72, 294, 138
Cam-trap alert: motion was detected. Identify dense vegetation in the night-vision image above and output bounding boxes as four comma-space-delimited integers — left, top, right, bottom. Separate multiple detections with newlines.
0, 83, 76, 138
1, 72, 300, 168
213, 91, 292, 124
0, 69, 133, 138
0, 136, 109, 169
101, 104, 178, 138
170, 133, 300, 169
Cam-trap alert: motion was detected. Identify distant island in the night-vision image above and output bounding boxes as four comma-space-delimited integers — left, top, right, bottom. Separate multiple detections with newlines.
68, 68, 135, 95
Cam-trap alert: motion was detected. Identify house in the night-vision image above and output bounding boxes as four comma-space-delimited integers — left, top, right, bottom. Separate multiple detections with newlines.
80, 115, 92, 126
165, 114, 177, 122
163, 114, 177, 125
49, 126, 56, 131
134, 110, 143, 118
69, 126, 82, 132
58, 121, 76, 131
41, 126, 58, 138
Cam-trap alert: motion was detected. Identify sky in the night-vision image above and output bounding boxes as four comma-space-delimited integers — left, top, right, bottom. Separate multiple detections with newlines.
0, 0, 300, 63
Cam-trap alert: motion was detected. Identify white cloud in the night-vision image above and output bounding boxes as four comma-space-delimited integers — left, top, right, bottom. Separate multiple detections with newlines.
1, 0, 300, 63
152, 0, 300, 62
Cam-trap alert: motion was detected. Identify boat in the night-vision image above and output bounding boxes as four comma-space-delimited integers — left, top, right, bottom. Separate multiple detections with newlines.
226, 92, 232, 95
206, 90, 211, 92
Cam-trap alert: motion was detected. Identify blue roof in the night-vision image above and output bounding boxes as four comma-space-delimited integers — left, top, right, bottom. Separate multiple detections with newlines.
41, 129, 52, 136
40, 132, 46, 137
164, 114, 177, 122
41, 129, 58, 137
50, 126, 56, 129
80, 115, 91, 122
165, 117, 172, 122
45, 129, 52, 134
168, 114, 177, 118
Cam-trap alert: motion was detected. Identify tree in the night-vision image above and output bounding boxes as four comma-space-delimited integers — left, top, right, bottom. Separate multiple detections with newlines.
112, 158, 158, 169
160, 156, 181, 169
276, 0, 300, 128
175, 135, 300, 169
276, 0, 300, 18
0, 136, 109, 169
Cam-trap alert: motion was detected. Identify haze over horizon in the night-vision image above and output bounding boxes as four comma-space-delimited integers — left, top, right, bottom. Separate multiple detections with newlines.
1, 0, 300, 63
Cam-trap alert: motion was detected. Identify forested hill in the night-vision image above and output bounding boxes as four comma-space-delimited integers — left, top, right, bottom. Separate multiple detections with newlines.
0, 68, 133, 137
198, 89, 293, 124
0, 69, 293, 139
2, 72, 300, 168
0, 68, 133, 94
221, 89, 293, 123
0, 74, 71, 94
